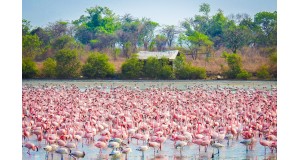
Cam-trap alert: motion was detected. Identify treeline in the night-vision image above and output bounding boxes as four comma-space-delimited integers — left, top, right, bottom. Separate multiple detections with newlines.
22, 3, 277, 80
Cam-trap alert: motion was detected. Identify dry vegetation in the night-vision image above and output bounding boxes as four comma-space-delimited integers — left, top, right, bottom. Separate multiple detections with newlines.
37, 47, 272, 77
105, 47, 271, 76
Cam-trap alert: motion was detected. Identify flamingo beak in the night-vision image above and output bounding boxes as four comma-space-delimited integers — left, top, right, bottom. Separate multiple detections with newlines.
36, 147, 39, 152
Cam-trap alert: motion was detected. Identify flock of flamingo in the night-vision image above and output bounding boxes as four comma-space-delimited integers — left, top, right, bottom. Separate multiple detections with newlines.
22, 83, 277, 160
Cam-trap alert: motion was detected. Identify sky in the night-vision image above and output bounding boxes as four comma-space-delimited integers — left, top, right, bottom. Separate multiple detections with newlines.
22, 0, 277, 28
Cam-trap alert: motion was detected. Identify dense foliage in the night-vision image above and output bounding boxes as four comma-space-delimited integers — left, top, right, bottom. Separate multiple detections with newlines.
22, 58, 38, 78
41, 58, 57, 78
121, 55, 144, 79
55, 49, 81, 78
82, 52, 115, 78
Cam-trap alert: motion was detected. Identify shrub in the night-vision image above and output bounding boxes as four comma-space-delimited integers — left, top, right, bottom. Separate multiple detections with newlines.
82, 52, 115, 78
42, 58, 57, 78
55, 49, 81, 78
176, 64, 206, 79
256, 65, 270, 79
189, 66, 207, 79
144, 57, 161, 79
121, 54, 144, 79
159, 65, 175, 79
22, 58, 38, 78
225, 53, 242, 78
236, 70, 252, 80
174, 54, 206, 79
269, 52, 277, 78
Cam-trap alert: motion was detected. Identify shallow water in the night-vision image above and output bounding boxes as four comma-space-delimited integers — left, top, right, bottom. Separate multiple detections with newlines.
22, 80, 276, 91
22, 80, 277, 160
23, 135, 277, 160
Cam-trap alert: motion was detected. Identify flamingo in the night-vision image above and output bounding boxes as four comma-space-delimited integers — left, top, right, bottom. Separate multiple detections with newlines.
43, 145, 52, 159
240, 139, 252, 152
121, 146, 132, 160
260, 137, 272, 154
211, 142, 225, 158
69, 150, 85, 160
148, 141, 160, 156
55, 147, 69, 160
175, 141, 187, 156
23, 142, 38, 155
95, 141, 107, 153
136, 145, 149, 158
192, 139, 203, 154
22, 83, 277, 159
225, 133, 234, 146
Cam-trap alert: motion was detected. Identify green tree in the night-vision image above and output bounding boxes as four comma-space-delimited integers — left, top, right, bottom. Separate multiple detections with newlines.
73, 6, 120, 49
22, 34, 43, 59
55, 49, 81, 78
30, 27, 51, 48
222, 52, 250, 79
52, 35, 79, 51
139, 18, 159, 50
22, 19, 31, 36
179, 31, 213, 60
82, 52, 115, 78
199, 3, 210, 17
207, 10, 229, 48
223, 52, 242, 78
254, 11, 277, 47
42, 58, 57, 78
117, 14, 141, 54
22, 58, 38, 78
224, 25, 252, 53
121, 54, 144, 79
46, 21, 69, 39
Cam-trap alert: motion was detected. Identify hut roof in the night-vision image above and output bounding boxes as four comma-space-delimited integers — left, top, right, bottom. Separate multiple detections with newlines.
137, 50, 179, 60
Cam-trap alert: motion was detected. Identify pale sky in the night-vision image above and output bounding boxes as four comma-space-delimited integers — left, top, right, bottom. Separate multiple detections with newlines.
22, 0, 277, 27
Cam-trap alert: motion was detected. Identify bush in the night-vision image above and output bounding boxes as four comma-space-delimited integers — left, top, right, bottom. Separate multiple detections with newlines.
176, 64, 206, 79
174, 54, 206, 79
269, 52, 277, 78
121, 54, 144, 79
225, 53, 242, 78
41, 58, 57, 78
144, 57, 161, 79
55, 49, 81, 78
159, 65, 175, 79
236, 70, 252, 80
256, 65, 270, 79
189, 66, 207, 79
82, 52, 115, 78
22, 58, 38, 78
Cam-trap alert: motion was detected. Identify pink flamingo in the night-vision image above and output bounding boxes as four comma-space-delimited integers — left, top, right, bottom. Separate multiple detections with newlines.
23, 142, 39, 155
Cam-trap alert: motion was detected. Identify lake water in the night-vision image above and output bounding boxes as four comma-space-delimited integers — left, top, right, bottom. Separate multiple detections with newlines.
22, 80, 277, 160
